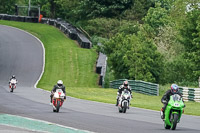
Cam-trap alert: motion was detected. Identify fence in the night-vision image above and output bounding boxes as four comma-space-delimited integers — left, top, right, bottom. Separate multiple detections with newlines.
110, 79, 159, 96
0, 14, 92, 49
179, 87, 200, 102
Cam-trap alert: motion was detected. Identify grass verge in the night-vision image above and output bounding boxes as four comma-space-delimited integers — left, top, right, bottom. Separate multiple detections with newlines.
68, 86, 200, 116
0, 20, 99, 89
1, 20, 199, 116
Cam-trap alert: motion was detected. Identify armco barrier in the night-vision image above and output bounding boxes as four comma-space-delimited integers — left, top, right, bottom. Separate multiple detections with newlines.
40, 18, 49, 24
77, 33, 92, 48
25, 17, 38, 23
49, 19, 55, 25
3, 15, 12, 20
0, 14, 92, 49
96, 52, 107, 86
110, 79, 159, 96
179, 87, 200, 102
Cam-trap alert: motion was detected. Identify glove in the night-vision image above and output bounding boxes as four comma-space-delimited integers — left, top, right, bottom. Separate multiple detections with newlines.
131, 95, 133, 98
117, 92, 120, 96
64, 96, 66, 99
162, 100, 167, 104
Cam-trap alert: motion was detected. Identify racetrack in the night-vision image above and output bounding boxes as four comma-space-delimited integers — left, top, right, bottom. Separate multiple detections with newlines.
0, 24, 200, 133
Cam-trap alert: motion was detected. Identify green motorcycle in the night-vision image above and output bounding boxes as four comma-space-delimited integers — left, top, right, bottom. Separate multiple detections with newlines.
163, 94, 185, 130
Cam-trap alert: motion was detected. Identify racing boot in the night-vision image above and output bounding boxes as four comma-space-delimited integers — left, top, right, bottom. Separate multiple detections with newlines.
50, 95, 53, 105
116, 99, 119, 106
160, 108, 165, 120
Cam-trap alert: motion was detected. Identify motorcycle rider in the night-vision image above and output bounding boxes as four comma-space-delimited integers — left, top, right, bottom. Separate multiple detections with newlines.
116, 80, 132, 106
9, 75, 18, 92
50, 80, 66, 105
9, 75, 18, 83
160, 84, 185, 119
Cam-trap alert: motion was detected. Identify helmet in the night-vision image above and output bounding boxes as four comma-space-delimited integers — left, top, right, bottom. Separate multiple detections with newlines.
123, 81, 129, 88
12, 75, 15, 78
171, 84, 179, 94
57, 80, 63, 87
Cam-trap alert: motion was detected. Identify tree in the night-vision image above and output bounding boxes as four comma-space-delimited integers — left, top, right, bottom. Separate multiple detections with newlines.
103, 33, 130, 79
0, 0, 17, 14
143, 2, 171, 36
82, 18, 139, 38
122, 0, 155, 22
75, 0, 133, 19
103, 33, 164, 83
179, 8, 200, 82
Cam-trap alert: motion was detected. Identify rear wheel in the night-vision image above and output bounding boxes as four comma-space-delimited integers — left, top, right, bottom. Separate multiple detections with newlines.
171, 113, 179, 130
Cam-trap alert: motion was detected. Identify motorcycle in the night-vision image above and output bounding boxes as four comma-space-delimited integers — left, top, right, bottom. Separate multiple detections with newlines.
52, 89, 65, 112
118, 89, 131, 113
162, 94, 185, 130
9, 79, 17, 92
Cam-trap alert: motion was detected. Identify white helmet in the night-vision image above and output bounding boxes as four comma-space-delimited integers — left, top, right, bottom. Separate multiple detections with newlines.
57, 80, 63, 87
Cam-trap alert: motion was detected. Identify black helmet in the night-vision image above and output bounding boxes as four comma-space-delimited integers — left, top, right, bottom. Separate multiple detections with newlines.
12, 75, 15, 78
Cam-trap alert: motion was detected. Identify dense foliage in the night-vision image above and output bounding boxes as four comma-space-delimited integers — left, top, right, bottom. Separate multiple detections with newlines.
1, 0, 199, 86
0, 0, 17, 14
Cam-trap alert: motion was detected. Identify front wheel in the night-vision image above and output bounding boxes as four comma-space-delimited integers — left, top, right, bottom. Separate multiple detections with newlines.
171, 113, 179, 130
122, 102, 127, 113
56, 100, 60, 113
10, 87, 14, 92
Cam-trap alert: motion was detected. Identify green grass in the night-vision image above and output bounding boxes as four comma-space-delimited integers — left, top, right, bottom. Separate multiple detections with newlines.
68, 86, 200, 116
0, 20, 99, 89
1, 20, 200, 116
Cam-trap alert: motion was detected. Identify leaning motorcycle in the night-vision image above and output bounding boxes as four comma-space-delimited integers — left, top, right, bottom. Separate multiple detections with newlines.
9, 79, 17, 92
118, 89, 131, 113
52, 89, 65, 112
162, 94, 185, 130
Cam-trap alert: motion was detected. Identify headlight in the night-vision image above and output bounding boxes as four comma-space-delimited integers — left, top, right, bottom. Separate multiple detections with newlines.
174, 103, 180, 107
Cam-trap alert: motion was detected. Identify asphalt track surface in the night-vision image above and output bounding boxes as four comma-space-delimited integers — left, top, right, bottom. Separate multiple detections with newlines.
0, 24, 200, 133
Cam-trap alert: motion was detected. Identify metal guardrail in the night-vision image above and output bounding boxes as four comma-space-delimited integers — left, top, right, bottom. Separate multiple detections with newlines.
179, 87, 200, 102
110, 79, 159, 96
0, 14, 92, 49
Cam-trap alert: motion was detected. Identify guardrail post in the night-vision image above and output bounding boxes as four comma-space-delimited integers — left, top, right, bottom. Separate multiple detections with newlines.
199, 76, 200, 88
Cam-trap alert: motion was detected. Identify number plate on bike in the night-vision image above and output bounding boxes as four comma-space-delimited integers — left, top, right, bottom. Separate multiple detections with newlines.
174, 103, 180, 107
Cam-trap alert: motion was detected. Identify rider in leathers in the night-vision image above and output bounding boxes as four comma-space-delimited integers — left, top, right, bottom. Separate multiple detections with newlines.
116, 80, 132, 106
9, 75, 18, 83
50, 80, 66, 104
160, 84, 184, 119
9, 75, 18, 92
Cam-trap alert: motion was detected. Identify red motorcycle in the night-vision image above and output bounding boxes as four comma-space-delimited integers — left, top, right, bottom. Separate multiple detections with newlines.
52, 89, 65, 112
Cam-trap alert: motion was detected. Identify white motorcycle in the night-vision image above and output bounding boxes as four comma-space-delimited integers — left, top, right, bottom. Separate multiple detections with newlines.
52, 89, 65, 112
9, 79, 17, 92
118, 89, 131, 113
